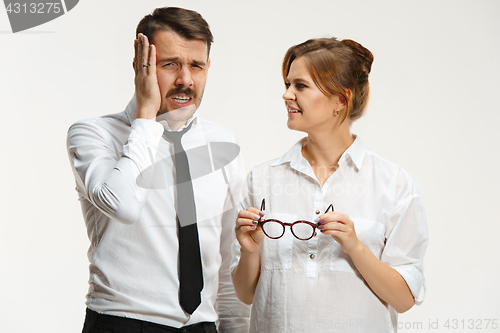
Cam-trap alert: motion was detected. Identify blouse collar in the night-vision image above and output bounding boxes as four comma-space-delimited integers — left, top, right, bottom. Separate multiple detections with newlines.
271, 135, 367, 173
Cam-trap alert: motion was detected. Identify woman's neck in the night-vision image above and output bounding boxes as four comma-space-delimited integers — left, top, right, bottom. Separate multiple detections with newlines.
301, 122, 354, 186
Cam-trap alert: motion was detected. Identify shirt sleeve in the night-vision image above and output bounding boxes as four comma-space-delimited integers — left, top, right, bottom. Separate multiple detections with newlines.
66, 118, 164, 224
215, 140, 251, 333
380, 169, 429, 305
230, 172, 258, 278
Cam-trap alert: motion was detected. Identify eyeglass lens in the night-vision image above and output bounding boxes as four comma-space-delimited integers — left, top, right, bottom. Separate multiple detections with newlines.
261, 221, 285, 239
291, 222, 315, 240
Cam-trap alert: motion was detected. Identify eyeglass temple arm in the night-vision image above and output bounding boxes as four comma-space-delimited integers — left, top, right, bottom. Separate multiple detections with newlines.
312, 204, 334, 227
256, 198, 266, 223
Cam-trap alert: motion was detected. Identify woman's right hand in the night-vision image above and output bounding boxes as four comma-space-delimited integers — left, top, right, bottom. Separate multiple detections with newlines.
235, 207, 265, 255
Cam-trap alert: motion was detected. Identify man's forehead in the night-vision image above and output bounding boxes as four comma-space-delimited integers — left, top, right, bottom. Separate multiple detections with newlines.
153, 30, 208, 60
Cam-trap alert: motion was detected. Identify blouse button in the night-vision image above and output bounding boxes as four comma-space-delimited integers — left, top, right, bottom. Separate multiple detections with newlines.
310, 254, 316, 259
315, 210, 320, 214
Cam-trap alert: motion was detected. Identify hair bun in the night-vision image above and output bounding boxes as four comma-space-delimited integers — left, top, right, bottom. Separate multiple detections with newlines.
341, 39, 374, 74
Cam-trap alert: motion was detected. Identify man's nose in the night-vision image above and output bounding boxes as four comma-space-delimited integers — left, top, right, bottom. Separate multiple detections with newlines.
175, 67, 194, 87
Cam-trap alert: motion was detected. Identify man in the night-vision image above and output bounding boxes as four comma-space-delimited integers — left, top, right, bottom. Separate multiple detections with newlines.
67, 7, 250, 333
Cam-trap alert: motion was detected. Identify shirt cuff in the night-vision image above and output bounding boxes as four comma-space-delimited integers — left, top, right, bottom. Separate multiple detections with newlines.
229, 238, 241, 275
121, 119, 164, 175
393, 264, 426, 305
129, 118, 164, 146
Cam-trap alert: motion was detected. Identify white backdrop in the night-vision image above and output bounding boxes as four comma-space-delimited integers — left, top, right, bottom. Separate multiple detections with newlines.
1, 0, 499, 332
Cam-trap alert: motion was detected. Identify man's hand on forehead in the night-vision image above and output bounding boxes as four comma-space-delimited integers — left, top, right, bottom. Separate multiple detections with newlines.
134, 33, 161, 120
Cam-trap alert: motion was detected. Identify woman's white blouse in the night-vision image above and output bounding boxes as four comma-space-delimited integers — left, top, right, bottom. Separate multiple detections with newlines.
230, 136, 428, 333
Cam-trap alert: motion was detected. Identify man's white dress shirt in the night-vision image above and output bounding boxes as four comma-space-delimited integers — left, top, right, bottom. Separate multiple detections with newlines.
67, 97, 250, 332
231, 136, 428, 333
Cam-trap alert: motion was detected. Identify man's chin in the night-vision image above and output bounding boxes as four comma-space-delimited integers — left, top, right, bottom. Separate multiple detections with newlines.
156, 104, 197, 123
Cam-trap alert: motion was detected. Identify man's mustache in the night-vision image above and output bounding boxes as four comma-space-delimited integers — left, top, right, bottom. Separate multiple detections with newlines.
166, 87, 197, 99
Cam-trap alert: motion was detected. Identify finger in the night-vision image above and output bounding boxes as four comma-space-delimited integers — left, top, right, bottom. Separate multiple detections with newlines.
319, 229, 344, 239
318, 212, 349, 225
247, 206, 265, 217
319, 221, 346, 232
236, 217, 259, 229
236, 225, 259, 233
136, 34, 144, 68
148, 44, 156, 73
134, 39, 139, 75
141, 34, 150, 68
238, 208, 263, 220
315, 211, 335, 224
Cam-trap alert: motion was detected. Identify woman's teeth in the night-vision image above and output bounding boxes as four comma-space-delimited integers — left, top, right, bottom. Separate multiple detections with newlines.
288, 108, 301, 113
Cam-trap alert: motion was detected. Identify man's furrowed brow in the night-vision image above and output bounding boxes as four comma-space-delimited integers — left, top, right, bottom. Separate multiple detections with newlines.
158, 57, 207, 66
191, 59, 207, 67
158, 57, 180, 63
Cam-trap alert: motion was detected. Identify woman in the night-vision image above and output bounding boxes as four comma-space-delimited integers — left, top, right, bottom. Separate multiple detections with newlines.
231, 38, 428, 333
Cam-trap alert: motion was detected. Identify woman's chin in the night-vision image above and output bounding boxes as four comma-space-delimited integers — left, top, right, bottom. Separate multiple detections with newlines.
286, 119, 298, 130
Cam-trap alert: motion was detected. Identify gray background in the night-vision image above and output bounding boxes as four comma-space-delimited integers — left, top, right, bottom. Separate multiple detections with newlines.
1, 0, 499, 332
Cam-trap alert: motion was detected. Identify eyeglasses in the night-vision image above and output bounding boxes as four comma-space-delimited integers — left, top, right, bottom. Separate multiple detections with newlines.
257, 199, 334, 241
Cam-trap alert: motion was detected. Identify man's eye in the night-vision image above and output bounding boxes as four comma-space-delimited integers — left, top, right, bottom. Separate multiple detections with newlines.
163, 63, 175, 68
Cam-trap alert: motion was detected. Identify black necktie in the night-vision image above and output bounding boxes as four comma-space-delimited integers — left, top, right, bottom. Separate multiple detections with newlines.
163, 122, 203, 315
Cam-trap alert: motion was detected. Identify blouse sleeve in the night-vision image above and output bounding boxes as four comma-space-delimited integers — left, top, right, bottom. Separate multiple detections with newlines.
380, 168, 429, 305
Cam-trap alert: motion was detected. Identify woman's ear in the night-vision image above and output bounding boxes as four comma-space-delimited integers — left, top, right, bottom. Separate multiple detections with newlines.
338, 89, 351, 110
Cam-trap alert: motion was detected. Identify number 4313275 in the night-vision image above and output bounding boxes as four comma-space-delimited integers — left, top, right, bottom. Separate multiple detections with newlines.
444, 319, 498, 330
6, 3, 62, 14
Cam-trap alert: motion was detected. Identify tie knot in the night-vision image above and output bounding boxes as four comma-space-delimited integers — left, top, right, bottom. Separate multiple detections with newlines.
163, 121, 193, 145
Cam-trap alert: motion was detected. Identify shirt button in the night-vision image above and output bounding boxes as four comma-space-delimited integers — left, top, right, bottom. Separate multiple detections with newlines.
310, 254, 316, 259
315, 210, 320, 214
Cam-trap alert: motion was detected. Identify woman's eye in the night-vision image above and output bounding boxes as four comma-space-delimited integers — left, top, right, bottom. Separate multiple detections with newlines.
296, 83, 307, 89
285, 83, 291, 88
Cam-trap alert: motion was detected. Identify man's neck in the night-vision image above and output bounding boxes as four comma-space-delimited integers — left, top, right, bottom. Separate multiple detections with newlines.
166, 119, 188, 132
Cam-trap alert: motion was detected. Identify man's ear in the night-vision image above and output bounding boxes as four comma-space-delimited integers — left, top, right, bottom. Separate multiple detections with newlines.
207, 58, 211, 70
132, 60, 135, 70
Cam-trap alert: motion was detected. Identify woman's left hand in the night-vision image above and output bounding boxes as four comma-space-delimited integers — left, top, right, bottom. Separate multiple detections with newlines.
317, 212, 362, 255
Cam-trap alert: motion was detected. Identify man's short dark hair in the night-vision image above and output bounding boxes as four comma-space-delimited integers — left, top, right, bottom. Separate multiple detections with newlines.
136, 7, 214, 56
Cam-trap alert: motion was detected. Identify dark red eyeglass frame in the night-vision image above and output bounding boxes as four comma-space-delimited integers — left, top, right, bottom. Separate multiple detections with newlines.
257, 198, 334, 241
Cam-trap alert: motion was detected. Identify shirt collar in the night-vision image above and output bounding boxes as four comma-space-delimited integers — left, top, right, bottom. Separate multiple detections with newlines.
270, 134, 367, 172
340, 135, 367, 171
270, 137, 306, 168
124, 94, 199, 132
